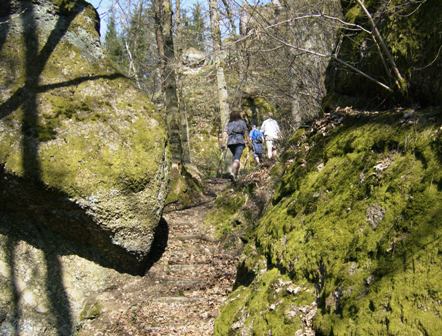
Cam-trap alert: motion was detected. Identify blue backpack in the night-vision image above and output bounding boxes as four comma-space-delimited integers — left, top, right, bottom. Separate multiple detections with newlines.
250, 129, 263, 143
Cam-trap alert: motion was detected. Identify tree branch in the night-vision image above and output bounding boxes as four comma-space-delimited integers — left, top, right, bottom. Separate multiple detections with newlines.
355, 0, 407, 93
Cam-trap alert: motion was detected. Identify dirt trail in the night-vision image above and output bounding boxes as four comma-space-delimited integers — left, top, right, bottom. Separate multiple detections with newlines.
78, 179, 238, 335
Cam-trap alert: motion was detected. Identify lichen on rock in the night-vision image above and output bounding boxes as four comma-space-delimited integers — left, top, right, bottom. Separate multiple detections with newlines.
0, 0, 169, 273
0, 0, 171, 334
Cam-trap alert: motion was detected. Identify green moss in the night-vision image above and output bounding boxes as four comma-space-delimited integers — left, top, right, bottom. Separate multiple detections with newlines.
0, 6, 167, 199
344, 5, 361, 23
241, 96, 278, 126
165, 165, 203, 207
189, 134, 221, 178
205, 191, 247, 238
215, 269, 316, 335
52, 0, 87, 13
219, 110, 442, 334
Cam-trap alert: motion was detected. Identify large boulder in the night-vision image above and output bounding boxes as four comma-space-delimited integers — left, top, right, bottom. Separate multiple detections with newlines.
0, 0, 169, 275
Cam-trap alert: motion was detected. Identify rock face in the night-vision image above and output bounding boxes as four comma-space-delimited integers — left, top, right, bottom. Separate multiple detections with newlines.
215, 109, 442, 335
179, 54, 222, 178
0, 0, 170, 334
328, 0, 442, 106
0, 0, 169, 275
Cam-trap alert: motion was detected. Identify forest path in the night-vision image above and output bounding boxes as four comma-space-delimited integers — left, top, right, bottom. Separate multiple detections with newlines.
78, 179, 238, 335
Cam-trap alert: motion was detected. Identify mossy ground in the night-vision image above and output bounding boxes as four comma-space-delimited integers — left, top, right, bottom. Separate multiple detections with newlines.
215, 268, 316, 336
216, 108, 442, 335
204, 189, 247, 238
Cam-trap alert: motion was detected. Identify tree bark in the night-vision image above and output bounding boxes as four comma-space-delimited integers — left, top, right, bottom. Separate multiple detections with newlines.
174, 0, 191, 163
221, 0, 236, 33
237, 4, 251, 108
153, 0, 183, 163
209, 0, 230, 133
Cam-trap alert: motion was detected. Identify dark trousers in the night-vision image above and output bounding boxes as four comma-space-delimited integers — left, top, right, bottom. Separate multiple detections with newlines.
228, 144, 245, 161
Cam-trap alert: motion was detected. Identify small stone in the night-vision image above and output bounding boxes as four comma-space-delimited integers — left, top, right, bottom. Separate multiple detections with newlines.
286, 309, 299, 318
22, 289, 37, 306
35, 304, 49, 314
365, 275, 375, 285
373, 158, 392, 172
287, 286, 302, 295
232, 320, 242, 330
366, 204, 385, 229
403, 109, 415, 119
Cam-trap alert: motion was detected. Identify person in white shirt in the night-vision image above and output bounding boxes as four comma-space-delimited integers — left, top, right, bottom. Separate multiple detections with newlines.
260, 113, 280, 160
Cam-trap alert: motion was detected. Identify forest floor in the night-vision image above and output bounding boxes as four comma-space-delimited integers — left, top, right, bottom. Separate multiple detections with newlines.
77, 179, 239, 335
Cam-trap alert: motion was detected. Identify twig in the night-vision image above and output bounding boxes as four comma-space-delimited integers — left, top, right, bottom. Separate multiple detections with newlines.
0, 9, 27, 25
355, 0, 407, 92
413, 44, 442, 71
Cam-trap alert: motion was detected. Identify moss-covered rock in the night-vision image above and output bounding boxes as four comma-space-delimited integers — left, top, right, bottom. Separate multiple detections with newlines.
164, 164, 204, 210
216, 268, 317, 336
180, 61, 221, 177
205, 189, 247, 238
0, 0, 169, 274
217, 108, 442, 335
0, 0, 170, 334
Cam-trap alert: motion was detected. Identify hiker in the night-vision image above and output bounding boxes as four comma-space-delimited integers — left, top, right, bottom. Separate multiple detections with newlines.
222, 109, 248, 180
260, 112, 280, 160
249, 125, 264, 164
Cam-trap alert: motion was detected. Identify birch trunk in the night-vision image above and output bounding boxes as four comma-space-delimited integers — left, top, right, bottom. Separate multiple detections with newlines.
209, 0, 230, 133
237, 4, 250, 109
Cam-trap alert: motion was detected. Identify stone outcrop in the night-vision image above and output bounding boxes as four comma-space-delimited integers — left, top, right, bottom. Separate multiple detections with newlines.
0, 0, 169, 274
327, 0, 442, 106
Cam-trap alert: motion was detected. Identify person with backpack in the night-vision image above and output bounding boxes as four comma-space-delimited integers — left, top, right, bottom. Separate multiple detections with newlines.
249, 125, 264, 165
261, 112, 280, 160
222, 109, 249, 180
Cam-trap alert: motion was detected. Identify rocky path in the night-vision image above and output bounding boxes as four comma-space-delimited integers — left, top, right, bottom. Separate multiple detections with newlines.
78, 179, 238, 335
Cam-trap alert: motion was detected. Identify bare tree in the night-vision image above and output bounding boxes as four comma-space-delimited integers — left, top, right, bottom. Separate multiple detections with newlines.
175, 0, 192, 163
209, 0, 231, 133
153, 0, 186, 163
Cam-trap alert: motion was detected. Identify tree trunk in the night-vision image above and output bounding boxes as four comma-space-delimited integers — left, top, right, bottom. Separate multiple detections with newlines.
209, 0, 230, 133
221, 0, 236, 33
174, 0, 191, 163
237, 4, 251, 109
153, 0, 183, 163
